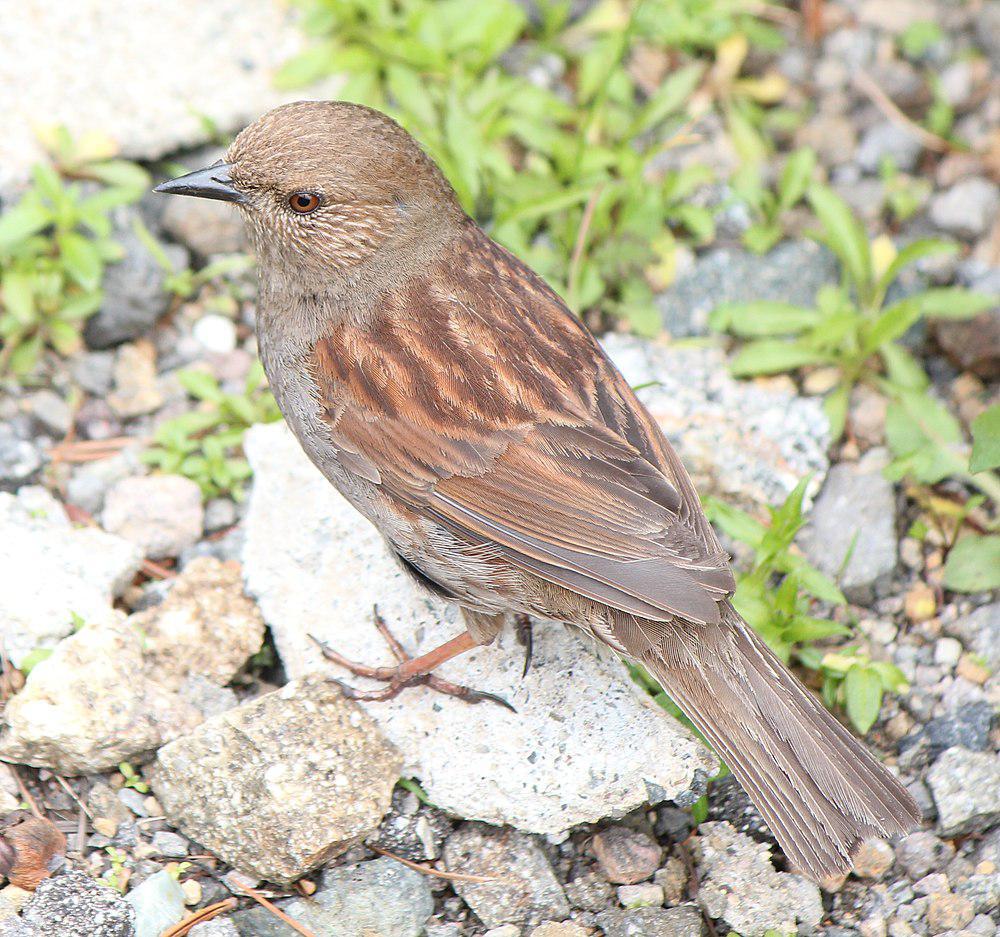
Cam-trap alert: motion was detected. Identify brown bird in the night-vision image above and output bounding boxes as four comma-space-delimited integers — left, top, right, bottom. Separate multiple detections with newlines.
0, 811, 67, 890
155, 100, 919, 881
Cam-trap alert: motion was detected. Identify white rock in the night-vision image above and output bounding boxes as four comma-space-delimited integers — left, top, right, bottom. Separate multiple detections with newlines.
242, 421, 716, 836
0, 487, 141, 668
929, 178, 1000, 240
102, 474, 204, 559
0, 1, 342, 194
192, 315, 238, 354
603, 335, 829, 509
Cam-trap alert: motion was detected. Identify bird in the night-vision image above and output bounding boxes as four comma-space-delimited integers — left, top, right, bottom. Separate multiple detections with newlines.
0, 811, 67, 890
154, 100, 920, 882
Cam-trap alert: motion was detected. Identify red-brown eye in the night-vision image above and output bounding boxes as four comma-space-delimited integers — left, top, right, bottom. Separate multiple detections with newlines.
289, 192, 321, 214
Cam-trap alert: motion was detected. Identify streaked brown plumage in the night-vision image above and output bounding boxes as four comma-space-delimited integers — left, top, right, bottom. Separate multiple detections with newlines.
155, 100, 920, 881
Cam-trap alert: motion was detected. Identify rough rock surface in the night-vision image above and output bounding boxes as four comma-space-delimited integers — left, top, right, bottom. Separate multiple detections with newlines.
927, 747, 1000, 836
595, 905, 705, 937
693, 821, 823, 936
0, 1, 339, 194
102, 474, 204, 559
19, 871, 135, 937
124, 870, 186, 937
242, 420, 716, 835
231, 858, 433, 936
0, 487, 141, 668
443, 824, 570, 928
130, 557, 265, 690
798, 447, 898, 602
151, 674, 402, 885
604, 335, 829, 508
945, 603, 1000, 672
0, 557, 261, 773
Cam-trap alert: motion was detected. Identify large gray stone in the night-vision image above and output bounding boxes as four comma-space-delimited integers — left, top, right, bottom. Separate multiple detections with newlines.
443, 823, 570, 928
693, 821, 823, 937
151, 674, 402, 885
927, 747, 1000, 836
945, 603, 1000, 671
0, 487, 141, 669
231, 858, 432, 937
656, 241, 838, 338
798, 447, 898, 603
0, 2, 340, 194
20, 871, 135, 937
241, 419, 716, 837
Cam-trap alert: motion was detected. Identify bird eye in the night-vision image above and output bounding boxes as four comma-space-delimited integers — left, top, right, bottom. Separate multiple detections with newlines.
289, 192, 321, 214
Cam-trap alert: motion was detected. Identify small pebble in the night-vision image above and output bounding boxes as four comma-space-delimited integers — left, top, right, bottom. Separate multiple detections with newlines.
529, 925, 589, 937
483, 927, 521, 937
152, 831, 189, 858
927, 892, 974, 932
956, 654, 989, 685
591, 826, 661, 884
905, 582, 937, 623
616, 883, 663, 908
913, 872, 949, 896
181, 878, 202, 906
934, 637, 963, 669
853, 838, 895, 879
192, 314, 238, 354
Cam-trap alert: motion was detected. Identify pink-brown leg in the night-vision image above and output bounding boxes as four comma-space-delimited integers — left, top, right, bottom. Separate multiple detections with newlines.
309, 607, 514, 710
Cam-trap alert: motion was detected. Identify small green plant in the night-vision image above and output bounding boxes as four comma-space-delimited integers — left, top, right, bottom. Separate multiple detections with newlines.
118, 761, 148, 794
898, 21, 944, 59
277, 0, 784, 334
710, 183, 996, 439
879, 157, 931, 224
133, 217, 253, 304
730, 146, 815, 254
102, 847, 130, 893
143, 363, 281, 499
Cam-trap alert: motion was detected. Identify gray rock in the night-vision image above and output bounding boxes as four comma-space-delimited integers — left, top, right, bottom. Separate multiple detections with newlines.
66, 448, 146, 516
592, 826, 662, 884
84, 212, 188, 349
0, 487, 140, 668
106, 340, 164, 418
656, 241, 837, 338
798, 447, 897, 603
929, 178, 1000, 240
444, 823, 570, 928
151, 831, 189, 858
231, 858, 432, 936
242, 420, 716, 836
151, 674, 401, 885
125, 870, 186, 937
70, 350, 116, 396
26, 390, 72, 436
856, 122, 924, 173
945, 604, 1000, 671
693, 821, 823, 936
0, 426, 42, 492
957, 873, 1000, 915
21, 871, 135, 937
102, 474, 204, 559
927, 747, 1000, 836
900, 702, 995, 767
595, 905, 705, 937
190, 920, 239, 937
975, 3, 1000, 61
203, 497, 239, 533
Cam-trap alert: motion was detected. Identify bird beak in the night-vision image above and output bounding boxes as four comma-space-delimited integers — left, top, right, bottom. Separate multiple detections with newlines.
153, 161, 245, 203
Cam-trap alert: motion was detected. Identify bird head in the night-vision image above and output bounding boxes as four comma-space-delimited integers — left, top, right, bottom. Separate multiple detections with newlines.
155, 101, 464, 280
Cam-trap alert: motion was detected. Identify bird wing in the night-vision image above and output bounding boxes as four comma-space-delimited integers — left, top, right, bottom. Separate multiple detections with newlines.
307, 226, 734, 624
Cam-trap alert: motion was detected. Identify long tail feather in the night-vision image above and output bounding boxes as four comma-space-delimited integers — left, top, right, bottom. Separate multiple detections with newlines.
641, 602, 920, 881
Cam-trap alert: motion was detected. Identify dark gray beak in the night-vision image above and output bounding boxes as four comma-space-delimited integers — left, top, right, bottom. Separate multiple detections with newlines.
153, 162, 244, 203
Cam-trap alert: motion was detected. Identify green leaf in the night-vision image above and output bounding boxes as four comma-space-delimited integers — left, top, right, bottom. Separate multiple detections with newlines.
19, 647, 53, 675
876, 239, 955, 297
730, 340, 829, 376
710, 301, 820, 337
824, 382, 850, 442
273, 40, 340, 89
914, 288, 997, 320
862, 298, 922, 355
970, 405, 1000, 474
1, 270, 36, 324
776, 147, 816, 211
943, 535, 1000, 593
633, 63, 704, 135
59, 231, 102, 291
0, 197, 51, 251
844, 665, 883, 734
742, 222, 782, 255
178, 369, 223, 403
880, 342, 928, 391
807, 185, 872, 297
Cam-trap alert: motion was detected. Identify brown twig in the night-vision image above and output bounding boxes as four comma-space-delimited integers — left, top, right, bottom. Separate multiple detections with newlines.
9, 767, 43, 819
368, 843, 496, 884
854, 71, 955, 154
140, 558, 177, 580
53, 776, 92, 820
47, 436, 142, 463
567, 184, 606, 305
243, 885, 319, 937
160, 898, 238, 937
801, 0, 825, 42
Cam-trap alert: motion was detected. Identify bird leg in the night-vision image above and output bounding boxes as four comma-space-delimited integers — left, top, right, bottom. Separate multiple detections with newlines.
309, 607, 515, 711
515, 613, 534, 677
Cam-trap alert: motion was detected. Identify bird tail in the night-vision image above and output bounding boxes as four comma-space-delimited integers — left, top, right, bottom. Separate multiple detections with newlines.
641, 602, 920, 881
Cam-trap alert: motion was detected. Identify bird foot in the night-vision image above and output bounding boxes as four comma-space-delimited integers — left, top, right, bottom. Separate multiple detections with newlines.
515, 613, 534, 677
308, 607, 515, 711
